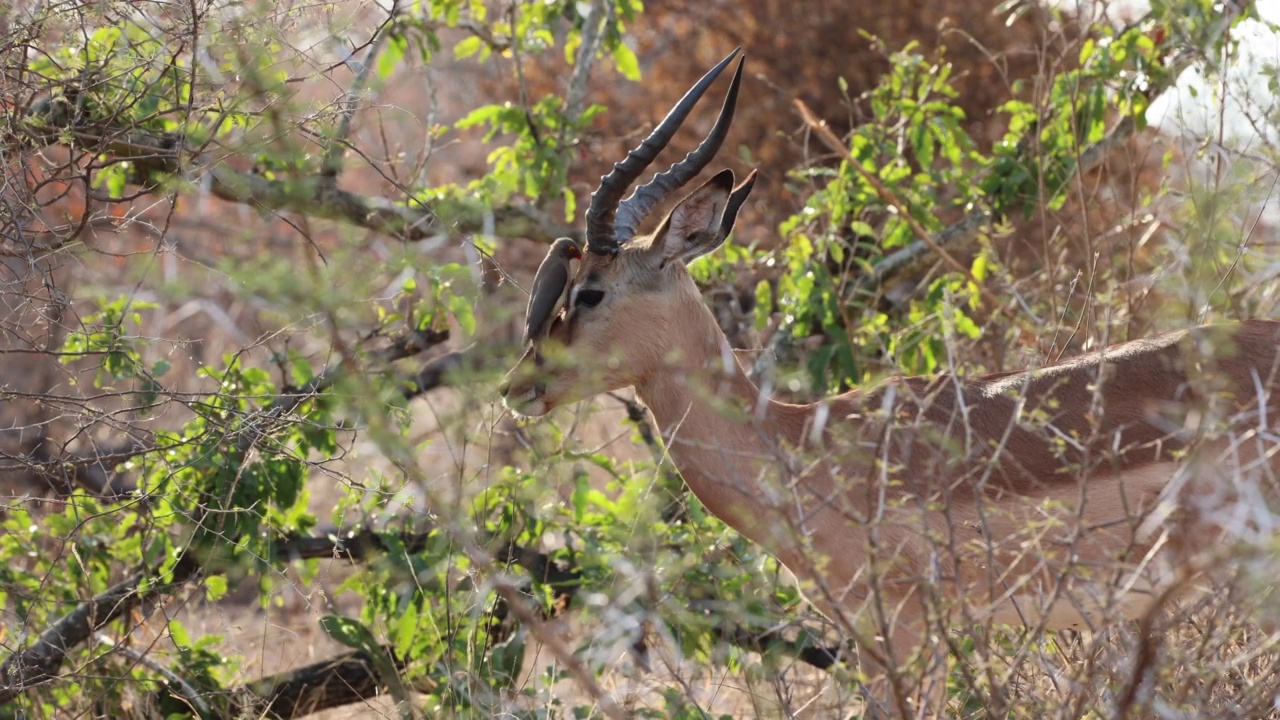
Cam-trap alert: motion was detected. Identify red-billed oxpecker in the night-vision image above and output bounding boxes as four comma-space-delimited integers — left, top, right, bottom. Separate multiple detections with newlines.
522, 237, 582, 345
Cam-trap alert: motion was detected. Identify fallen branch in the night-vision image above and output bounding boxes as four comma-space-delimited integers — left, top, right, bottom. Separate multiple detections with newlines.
243, 647, 402, 720
714, 623, 846, 671
0, 556, 202, 704
403, 349, 469, 398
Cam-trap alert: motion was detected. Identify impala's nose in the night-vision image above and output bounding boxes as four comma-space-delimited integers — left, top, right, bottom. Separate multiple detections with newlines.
501, 377, 550, 417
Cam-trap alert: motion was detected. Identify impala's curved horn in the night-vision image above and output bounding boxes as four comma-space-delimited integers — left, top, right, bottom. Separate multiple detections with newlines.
615, 56, 745, 243
584, 48, 743, 256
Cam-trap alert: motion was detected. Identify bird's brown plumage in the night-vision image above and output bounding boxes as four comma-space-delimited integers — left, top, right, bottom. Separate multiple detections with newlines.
523, 237, 581, 344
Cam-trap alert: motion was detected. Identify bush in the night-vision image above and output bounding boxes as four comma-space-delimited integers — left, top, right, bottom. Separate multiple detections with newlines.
1, 0, 1277, 717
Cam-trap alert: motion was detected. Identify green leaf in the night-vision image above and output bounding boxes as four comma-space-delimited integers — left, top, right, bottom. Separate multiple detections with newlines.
169, 619, 192, 647
970, 253, 988, 283
489, 631, 526, 686
320, 615, 380, 653
611, 42, 641, 81
393, 599, 420, 658
754, 280, 773, 331
954, 311, 981, 339
448, 294, 476, 336
562, 186, 577, 223
1078, 38, 1095, 65
204, 575, 228, 601
454, 36, 483, 61
455, 103, 505, 130
572, 473, 589, 523
377, 34, 408, 82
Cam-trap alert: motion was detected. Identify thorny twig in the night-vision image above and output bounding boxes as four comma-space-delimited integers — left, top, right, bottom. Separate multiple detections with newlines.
321, 2, 402, 178
19, 99, 580, 244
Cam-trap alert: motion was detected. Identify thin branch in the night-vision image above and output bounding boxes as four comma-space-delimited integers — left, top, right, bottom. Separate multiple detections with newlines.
19, 99, 579, 244
0, 556, 202, 704
420, 18, 511, 52
93, 632, 211, 717
564, 0, 608, 122
0, 328, 451, 504
491, 575, 626, 720
796, 99, 1006, 313
320, 3, 401, 179
848, 8, 1241, 291
13, 440, 151, 499
609, 391, 688, 522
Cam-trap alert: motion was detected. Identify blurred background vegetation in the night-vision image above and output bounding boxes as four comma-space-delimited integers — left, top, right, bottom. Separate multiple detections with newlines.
2, 0, 1279, 717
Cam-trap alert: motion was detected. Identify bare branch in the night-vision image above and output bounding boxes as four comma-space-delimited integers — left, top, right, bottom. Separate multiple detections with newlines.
321, 4, 402, 179
19, 99, 579, 245
564, 0, 608, 122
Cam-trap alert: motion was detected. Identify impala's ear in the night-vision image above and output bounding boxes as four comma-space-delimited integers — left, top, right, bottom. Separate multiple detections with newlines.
649, 169, 756, 267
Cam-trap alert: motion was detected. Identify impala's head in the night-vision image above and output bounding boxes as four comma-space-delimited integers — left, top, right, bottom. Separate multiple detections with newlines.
502, 49, 756, 417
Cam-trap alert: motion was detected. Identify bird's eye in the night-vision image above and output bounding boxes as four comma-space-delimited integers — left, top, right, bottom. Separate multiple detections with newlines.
576, 289, 605, 308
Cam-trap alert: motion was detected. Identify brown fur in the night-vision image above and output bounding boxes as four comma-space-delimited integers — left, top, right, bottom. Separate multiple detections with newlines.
503, 178, 1280, 715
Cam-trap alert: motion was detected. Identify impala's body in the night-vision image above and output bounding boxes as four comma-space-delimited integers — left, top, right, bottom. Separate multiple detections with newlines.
501, 49, 1280, 716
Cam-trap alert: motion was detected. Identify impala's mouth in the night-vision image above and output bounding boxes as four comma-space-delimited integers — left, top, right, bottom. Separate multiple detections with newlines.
501, 384, 550, 418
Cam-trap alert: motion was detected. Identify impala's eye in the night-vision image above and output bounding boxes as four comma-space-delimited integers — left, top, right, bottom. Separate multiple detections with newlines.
576, 289, 605, 308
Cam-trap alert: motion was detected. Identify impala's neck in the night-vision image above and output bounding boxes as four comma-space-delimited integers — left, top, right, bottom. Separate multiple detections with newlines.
632, 295, 815, 550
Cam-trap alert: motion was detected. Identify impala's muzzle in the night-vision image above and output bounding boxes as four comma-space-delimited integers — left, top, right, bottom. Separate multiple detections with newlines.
501, 383, 549, 417
500, 348, 552, 417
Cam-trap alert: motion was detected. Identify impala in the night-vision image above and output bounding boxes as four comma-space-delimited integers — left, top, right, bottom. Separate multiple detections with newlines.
501, 49, 1280, 716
